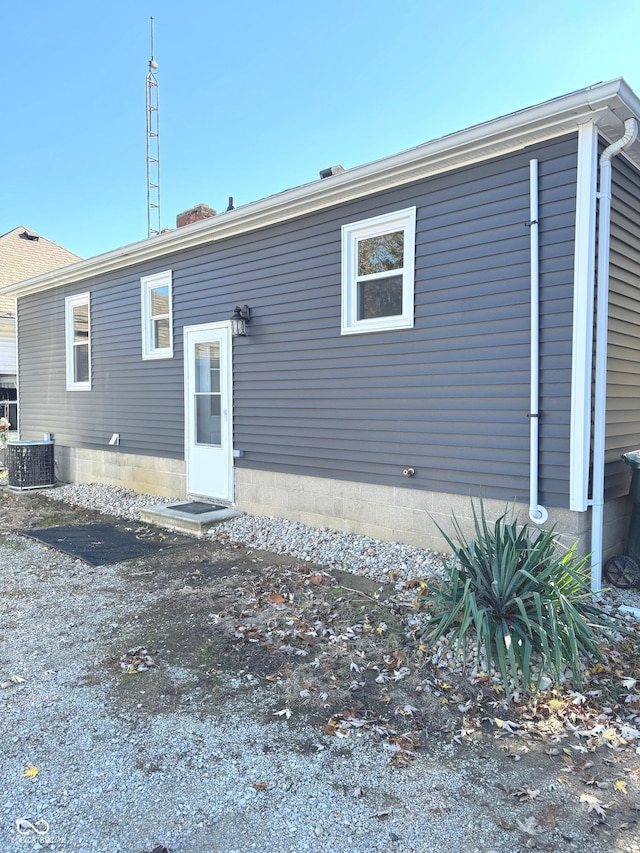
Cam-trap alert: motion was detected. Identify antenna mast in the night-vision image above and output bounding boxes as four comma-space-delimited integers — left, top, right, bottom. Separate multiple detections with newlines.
146, 16, 161, 237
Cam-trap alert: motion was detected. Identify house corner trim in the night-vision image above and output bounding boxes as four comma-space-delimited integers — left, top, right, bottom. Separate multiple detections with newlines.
569, 122, 598, 512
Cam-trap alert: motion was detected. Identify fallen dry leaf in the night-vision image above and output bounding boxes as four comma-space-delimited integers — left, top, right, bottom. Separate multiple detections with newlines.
322, 719, 341, 737
119, 647, 157, 672
0, 674, 25, 689
272, 707, 292, 719
581, 777, 608, 788
250, 781, 268, 791
512, 787, 541, 802
396, 704, 419, 716
538, 803, 561, 828
516, 815, 540, 836
494, 718, 520, 733
614, 779, 628, 795
580, 793, 608, 821
295, 631, 319, 645
21, 763, 39, 779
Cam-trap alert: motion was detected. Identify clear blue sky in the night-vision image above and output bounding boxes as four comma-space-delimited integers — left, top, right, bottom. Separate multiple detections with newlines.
3, 0, 640, 260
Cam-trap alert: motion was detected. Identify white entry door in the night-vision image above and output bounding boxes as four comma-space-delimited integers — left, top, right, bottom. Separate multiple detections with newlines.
184, 322, 233, 501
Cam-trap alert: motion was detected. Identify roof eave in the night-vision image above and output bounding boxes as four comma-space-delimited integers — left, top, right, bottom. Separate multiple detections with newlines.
7, 78, 640, 299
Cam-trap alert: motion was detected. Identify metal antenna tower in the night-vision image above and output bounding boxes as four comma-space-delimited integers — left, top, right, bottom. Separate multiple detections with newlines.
146, 16, 161, 237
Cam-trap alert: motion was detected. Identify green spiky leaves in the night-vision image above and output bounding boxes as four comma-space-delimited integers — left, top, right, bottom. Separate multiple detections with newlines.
419, 502, 623, 698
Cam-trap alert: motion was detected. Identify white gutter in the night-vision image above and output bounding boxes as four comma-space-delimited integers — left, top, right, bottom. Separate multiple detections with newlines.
4, 79, 640, 300
528, 159, 548, 524
590, 117, 638, 591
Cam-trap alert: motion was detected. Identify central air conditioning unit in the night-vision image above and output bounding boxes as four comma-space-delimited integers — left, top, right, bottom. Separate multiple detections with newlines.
7, 440, 55, 490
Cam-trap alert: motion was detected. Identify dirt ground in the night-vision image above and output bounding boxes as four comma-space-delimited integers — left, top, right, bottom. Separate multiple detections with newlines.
2, 488, 640, 852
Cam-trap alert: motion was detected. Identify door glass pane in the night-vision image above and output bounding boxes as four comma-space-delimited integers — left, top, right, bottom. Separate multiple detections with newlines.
357, 275, 403, 319
195, 343, 220, 393
74, 344, 89, 383
196, 394, 221, 445
357, 231, 403, 275
194, 341, 222, 446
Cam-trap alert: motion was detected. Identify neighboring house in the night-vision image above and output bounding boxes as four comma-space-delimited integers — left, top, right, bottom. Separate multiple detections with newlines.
6, 78, 640, 589
0, 226, 81, 428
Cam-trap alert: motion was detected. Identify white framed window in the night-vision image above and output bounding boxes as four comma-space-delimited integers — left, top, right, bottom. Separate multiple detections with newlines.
141, 270, 173, 359
65, 292, 91, 390
341, 207, 416, 335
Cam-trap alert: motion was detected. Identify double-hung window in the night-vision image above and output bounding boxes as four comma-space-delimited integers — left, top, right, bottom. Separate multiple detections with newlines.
141, 270, 173, 359
341, 207, 416, 334
65, 292, 91, 390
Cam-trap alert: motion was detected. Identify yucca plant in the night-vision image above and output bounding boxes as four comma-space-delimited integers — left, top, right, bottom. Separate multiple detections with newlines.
418, 501, 623, 698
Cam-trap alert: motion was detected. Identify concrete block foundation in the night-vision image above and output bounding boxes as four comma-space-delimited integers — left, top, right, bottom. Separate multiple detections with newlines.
51, 447, 633, 568
54, 446, 187, 499
235, 468, 594, 558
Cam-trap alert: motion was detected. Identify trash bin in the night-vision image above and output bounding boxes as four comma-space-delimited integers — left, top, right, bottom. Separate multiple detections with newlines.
7, 440, 55, 490
603, 450, 640, 588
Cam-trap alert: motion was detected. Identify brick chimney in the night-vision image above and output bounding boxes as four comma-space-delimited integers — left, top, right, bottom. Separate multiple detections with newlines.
176, 203, 216, 228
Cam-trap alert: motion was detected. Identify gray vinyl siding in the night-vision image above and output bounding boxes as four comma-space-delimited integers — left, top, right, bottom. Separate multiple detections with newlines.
605, 153, 640, 499
18, 276, 185, 458
17, 134, 578, 506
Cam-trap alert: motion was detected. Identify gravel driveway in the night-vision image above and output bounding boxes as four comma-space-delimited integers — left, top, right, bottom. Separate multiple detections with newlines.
1, 488, 638, 853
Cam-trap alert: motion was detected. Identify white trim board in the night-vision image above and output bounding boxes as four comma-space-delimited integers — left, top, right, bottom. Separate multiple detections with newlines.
569, 123, 598, 512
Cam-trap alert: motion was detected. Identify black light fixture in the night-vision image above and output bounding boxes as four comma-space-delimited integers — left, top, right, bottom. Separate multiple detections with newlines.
230, 305, 251, 337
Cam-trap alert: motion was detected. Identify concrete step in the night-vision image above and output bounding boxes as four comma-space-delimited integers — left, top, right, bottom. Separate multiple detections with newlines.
140, 501, 243, 536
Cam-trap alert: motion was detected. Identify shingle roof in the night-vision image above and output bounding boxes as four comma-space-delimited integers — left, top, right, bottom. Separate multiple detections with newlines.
0, 226, 81, 315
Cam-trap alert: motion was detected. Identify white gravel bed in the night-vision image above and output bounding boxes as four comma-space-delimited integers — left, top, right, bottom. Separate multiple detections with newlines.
46, 481, 179, 522
47, 482, 446, 586
210, 515, 445, 586
607, 583, 640, 611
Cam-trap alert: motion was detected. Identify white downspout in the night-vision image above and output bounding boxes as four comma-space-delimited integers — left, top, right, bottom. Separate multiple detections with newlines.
590, 118, 638, 591
529, 159, 548, 524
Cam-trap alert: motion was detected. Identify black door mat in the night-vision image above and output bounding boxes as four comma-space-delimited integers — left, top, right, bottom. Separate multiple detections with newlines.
167, 502, 227, 514
20, 523, 192, 567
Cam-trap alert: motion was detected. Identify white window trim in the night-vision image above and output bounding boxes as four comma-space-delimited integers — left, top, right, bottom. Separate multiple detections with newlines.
141, 270, 174, 360
341, 207, 416, 335
65, 292, 92, 391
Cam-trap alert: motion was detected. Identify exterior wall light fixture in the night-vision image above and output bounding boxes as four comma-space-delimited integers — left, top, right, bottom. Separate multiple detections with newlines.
230, 305, 251, 337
